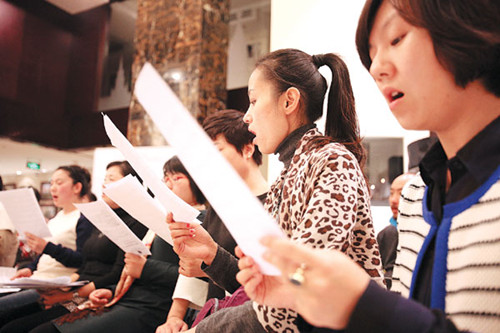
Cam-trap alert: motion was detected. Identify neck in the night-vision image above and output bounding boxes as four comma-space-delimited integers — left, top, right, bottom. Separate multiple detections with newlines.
62, 204, 77, 214
243, 164, 269, 196
192, 203, 206, 211
437, 84, 500, 158
275, 123, 315, 168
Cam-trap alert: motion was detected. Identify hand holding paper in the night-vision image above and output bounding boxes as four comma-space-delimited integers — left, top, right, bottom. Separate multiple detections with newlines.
134, 63, 285, 275
103, 114, 199, 223
75, 201, 150, 256
102, 174, 201, 245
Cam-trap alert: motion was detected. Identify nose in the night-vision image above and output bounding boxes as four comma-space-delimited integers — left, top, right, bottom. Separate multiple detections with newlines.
389, 193, 398, 207
163, 177, 173, 190
369, 51, 393, 82
243, 109, 252, 124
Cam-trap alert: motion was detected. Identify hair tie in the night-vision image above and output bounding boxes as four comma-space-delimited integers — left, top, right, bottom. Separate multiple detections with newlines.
312, 54, 326, 68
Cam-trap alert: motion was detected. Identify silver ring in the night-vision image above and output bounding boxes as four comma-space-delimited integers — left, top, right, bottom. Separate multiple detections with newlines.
288, 263, 307, 286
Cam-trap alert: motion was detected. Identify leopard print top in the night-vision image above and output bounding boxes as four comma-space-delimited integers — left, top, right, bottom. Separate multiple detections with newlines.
253, 128, 383, 333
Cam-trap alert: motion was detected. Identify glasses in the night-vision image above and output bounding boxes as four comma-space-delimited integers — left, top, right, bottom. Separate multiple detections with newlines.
162, 174, 187, 184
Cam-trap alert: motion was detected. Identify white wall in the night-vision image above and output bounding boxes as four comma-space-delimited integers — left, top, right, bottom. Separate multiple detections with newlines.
269, 0, 429, 232
227, 2, 271, 90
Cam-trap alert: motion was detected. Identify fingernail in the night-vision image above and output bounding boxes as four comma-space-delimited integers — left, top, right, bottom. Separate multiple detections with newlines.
189, 228, 195, 233
186, 223, 190, 228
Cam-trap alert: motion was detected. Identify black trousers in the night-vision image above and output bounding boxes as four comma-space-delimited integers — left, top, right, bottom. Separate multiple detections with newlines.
0, 305, 68, 333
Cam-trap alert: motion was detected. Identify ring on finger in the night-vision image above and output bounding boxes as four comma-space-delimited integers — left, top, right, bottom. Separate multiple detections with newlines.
288, 263, 307, 286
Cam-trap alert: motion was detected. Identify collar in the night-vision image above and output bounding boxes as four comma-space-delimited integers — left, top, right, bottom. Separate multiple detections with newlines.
389, 216, 398, 228
420, 115, 500, 193
453, 115, 500, 185
275, 124, 316, 168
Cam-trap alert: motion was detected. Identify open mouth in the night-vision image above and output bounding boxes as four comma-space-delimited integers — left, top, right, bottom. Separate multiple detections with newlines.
390, 91, 404, 102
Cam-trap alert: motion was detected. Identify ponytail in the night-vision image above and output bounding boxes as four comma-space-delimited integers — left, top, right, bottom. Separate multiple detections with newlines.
314, 53, 365, 168
256, 49, 366, 168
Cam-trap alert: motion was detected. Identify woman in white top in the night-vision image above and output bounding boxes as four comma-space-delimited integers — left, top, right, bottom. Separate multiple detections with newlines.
0, 165, 94, 326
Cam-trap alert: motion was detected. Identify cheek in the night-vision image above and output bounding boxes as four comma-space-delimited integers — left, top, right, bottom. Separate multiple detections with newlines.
253, 108, 266, 127
57, 186, 71, 198
220, 150, 233, 163
170, 184, 180, 196
172, 184, 188, 200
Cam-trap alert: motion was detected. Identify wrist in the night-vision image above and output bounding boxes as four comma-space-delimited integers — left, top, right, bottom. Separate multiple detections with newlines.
203, 242, 218, 266
167, 314, 182, 320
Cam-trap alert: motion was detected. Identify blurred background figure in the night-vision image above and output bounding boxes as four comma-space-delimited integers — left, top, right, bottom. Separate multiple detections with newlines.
377, 173, 415, 289
0, 175, 18, 267
15, 186, 43, 269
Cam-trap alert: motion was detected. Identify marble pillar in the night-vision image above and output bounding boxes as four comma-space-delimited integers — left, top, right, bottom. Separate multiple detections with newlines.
128, 0, 229, 145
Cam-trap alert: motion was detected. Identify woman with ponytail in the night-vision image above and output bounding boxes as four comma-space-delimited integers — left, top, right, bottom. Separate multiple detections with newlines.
175, 48, 383, 333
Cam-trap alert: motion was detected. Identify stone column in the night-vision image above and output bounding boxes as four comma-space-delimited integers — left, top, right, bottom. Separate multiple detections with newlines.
128, 0, 229, 145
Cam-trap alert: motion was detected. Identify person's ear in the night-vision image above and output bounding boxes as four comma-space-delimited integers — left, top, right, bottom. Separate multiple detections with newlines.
282, 87, 301, 115
242, 143, 255, 160
73, 182, 83, 196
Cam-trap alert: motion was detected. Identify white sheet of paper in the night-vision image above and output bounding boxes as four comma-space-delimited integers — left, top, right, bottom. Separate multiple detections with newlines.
0, 267, 16, 280
0, 276, 88, 289
135, 63, 284, 275
102, 114, 200, 224
74, 201, 151, 256
0, 267, 20, 293
103, 174, 190, 245
0, 188, 51, 238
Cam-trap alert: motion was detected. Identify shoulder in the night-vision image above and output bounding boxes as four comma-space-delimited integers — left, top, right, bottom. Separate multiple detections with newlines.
77, 213, 91, 225
302, 143, 362, 181
378, 225, 398, 240
400, 174, 426, 202
298, 130, 359, 167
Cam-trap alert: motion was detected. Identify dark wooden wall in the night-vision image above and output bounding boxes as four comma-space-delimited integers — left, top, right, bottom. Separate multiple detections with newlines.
0, 0, 129, 149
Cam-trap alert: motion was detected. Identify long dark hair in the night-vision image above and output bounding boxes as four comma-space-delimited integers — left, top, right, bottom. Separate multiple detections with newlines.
255, 48, 365, 167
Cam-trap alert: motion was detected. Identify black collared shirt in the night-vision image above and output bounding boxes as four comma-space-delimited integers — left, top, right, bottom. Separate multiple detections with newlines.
413, 115, 500, 306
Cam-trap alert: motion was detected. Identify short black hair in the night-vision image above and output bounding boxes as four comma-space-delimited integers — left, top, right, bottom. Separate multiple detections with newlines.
106, 160, 145, 185
106, 161, 136, 178
203, 109, 263, 165
356, 0, 500, 97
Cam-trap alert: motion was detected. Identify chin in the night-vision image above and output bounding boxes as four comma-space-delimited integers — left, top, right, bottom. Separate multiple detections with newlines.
257, 144, 274, 155
394, 116, 428, 132
103, 198, 115, 208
